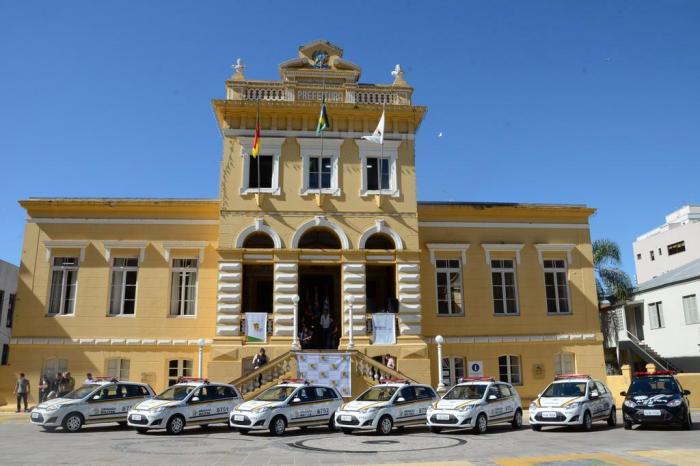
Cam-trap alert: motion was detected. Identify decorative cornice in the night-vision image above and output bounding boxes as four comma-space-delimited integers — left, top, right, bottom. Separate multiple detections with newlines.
534, 243, 576, 265
43, 240, 90, 262
481, 243, 525, 265
162, 241, 209, 263
102, 240, 149, 263
425, 243, 470, 264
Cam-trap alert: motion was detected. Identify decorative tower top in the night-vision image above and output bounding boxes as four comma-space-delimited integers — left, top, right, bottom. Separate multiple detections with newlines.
391, 64, 407, 86
231, 58, 246, 81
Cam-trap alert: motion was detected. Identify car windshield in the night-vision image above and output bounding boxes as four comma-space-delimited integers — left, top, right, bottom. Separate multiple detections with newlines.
357, 386, 398, 402
256, 386, 297, 402
156, 385, 195, 401
628, 377, 679, 396
542, 382, 586, 397
62, 384, 101, 400
443, 384, 487, 400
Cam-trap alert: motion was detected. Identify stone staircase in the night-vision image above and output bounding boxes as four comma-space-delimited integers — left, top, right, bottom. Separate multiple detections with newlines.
620, 330, 680, 372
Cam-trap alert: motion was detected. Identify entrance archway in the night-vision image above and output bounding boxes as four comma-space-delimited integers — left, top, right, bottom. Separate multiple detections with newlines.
298, 265, 341, 350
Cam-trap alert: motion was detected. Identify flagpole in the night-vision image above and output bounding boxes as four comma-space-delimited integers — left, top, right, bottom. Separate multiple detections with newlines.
256, 102, 261, 201
320, 72, 326, 199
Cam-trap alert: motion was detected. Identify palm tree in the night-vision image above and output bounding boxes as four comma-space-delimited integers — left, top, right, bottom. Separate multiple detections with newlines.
592, 239, 633, 305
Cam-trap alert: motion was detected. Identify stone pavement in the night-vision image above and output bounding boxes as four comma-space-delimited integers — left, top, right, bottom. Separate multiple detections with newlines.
1, 412, 698, 465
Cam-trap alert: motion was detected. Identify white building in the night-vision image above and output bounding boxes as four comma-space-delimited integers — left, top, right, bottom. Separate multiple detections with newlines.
633, 205, 700, 284
0, 259, 19, 366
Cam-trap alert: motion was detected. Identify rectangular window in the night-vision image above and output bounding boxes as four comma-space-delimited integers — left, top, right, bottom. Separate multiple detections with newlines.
648, 301, 665, 329
106, 358, 130, 380
170, 259, 198, 316
248, 155, 273, 189
0, 290, 4, 325
366, 157, 390, 191
544, 259, 570, 314
554, 353, 576, 375
109, 258, 138, 316
491, 259, 518, 315
683, 295, 699, 325
498, 355, 521, 384
636, 253, 641, 260
48, 257, 79, 315
441, 357, 465, 386
168, 359, 193, 386
6, 294, 15, 328
436, 259, 463, 315
667, 241, 686, 256
650, 250, 655, 261
1, 344, 8, 365
308, 156, 332, 189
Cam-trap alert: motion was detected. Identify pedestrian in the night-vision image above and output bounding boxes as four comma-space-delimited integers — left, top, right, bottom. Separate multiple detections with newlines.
385, 354, 396, 371
252, 348, 268, 370
300, 325, 314, 349
320, 309, 333, 349
84, 372, 94, 385
38, 375, 50, 403
64, 372, 75, 393
14, 373, 30, 413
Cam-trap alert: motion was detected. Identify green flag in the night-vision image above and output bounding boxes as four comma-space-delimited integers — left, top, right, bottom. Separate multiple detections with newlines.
316, 96, 330, 135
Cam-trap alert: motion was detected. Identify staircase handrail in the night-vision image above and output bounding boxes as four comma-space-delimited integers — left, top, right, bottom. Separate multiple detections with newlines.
350, 350, 417, 383
624, 330, 675, 371
229, 351, 295, 387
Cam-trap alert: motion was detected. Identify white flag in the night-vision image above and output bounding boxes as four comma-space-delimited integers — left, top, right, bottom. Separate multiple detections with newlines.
362, 110, 385, 145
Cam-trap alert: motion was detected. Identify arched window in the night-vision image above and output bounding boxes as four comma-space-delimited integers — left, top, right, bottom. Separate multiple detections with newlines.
242, 232, 275, 249
364, 233, 396, 250
298, 227, 341, 249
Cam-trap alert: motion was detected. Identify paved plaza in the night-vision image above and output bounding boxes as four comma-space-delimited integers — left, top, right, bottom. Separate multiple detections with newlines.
1, 412, 699, 465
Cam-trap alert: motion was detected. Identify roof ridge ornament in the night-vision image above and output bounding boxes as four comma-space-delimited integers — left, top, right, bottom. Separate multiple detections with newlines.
232, 58, 246, 81
391, 64, 407, 86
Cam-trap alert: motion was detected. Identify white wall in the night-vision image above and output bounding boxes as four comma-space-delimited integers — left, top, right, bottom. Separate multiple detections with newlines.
634, 278, 700, 359
633, 221, 700, 283
0, 260, 19, 363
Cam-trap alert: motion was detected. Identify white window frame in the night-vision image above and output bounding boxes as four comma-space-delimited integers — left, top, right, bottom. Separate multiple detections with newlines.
47, 257, 79, 316
298, 137, 342, 196
441, 356, 465, 387
356, 139, 401, 197
168, 359, 193, 386
108, 257, 139, 316
43, 357, 69, 376
543, 259, 572, 314
238, 136, 284, 196
498, 354, 522, 385
648, 301, 665, 329
490, 259, 520, 315
170, 258, 199, 317
682, 294, 699, 325
434, 259, 464, 316
554, 352, 576, 375
106, 358, 130, 380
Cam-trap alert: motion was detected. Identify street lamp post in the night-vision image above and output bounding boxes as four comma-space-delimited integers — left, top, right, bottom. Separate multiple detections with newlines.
346, 295, 355, 350
291, 295, 301, 351
197, 338, 206, 378
435, 335, 445, 393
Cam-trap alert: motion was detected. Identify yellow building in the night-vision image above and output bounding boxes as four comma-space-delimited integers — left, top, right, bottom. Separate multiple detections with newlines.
1, 40, 604, 405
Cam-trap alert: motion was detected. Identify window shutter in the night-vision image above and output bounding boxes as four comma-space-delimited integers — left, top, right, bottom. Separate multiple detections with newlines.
657, 302, 664, 328
683, 296, 698, 324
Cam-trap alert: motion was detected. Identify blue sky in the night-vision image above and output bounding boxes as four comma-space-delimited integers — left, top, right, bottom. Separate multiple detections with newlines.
1, 1, 699, 281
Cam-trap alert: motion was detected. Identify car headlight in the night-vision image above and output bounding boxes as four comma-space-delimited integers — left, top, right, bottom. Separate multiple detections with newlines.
565, 401, 582, 411
623, 400, 636, 408
666, 399, 682, 408
362, 407, 379, 414
45, 404, 65, 412
148, 406, 169, 413
529, 402, 538, 411
252, 406, 271, 414
458, 404, 474, 412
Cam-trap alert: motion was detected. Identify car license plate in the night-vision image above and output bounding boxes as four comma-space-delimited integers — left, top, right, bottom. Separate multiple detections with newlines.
131, 414, 142, 421
643, 409, 661, 416
437, 414, 450, 420
234, 415, 244, 421
31, 412, 39, 419
542, 411, 558, 418
341, 415, 351, 421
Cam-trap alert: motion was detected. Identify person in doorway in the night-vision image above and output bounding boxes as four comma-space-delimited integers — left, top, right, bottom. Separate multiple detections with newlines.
38, 375, 50, 403
320, 309, 333, 349
84, 373, 94, 385
385, 354, 396, 371
14, 373, 30, 413
300, 325, 314, 349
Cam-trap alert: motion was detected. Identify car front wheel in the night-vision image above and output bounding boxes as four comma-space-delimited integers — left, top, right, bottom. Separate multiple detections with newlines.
682, 412, 693, 430
581, 411, 593, 432
607, 407, 617, 427
377, 415, 393, 435
166, 415, 186, 435
512, 409, 523, 429
270, 416, 286, 436
62, 413, 83, 433
474, 413, 488, 434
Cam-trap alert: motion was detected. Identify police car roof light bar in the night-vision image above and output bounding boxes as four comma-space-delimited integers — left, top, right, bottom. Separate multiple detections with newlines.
280, 378, 309, 384
634, 370, 677, 377
177, 377, 209, 383
379, 378, 410, 384
93, 376, 119, 382
554, 374, 592, 380
458, 376, 495, 382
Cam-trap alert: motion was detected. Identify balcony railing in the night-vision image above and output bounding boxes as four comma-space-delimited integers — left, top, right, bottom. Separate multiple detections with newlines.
227, 81, 412, 105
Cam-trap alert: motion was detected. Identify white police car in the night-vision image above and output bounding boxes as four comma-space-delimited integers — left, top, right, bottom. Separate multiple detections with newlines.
127, 378, 242, 434
334, 379, 438, 435
229, 379, 342, 435
30, 377, 154, 432
529, 374, 616, 431
427, 377, 523, 434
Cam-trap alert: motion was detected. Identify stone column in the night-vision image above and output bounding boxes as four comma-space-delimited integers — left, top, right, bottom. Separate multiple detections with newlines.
273, 262, 298, 337
342, 263, 366, 337
397, 262, 421, 335
217, 262, 242, 336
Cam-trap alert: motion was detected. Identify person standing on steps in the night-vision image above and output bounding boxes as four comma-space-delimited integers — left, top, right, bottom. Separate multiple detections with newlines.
14, 373, 30, 413
252, 348, 268, 386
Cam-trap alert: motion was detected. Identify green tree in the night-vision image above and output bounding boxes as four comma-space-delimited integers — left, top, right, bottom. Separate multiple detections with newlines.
592, 239, 633, 304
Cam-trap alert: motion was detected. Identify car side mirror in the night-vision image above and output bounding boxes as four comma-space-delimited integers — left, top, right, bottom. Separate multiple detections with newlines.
590, 390, 599, 398
397, 397, 405, 403
292, 397, 301, 404
683, 390, 691, 396
488, 394, 497, 401
191, 397, 200, 402
620, 391, 627, 396
92, 395, 101, 400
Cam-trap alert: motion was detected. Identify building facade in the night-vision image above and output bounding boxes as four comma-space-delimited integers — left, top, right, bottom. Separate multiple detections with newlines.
633, 205, 700, 283
1, 41, 605, 406
0, 259, 19, 367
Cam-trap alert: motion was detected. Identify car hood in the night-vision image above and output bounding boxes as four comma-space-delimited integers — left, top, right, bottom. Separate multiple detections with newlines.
629, 394, 677, 407
342, 400, 388, 411
537, 396, 583, 408
435, 399, 482, 410
236, 400, 284, 411
36, 398, 81, 410
134, 399, 181, 410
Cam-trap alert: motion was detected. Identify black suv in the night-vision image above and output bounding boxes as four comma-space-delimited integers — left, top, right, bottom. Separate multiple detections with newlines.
621, 371, 692, 430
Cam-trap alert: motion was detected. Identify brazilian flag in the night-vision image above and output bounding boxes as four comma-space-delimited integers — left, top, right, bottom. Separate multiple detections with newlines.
316, 96, 330, 135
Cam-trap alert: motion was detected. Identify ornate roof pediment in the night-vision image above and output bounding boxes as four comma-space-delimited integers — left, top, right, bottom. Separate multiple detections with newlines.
279, 39, 361, 83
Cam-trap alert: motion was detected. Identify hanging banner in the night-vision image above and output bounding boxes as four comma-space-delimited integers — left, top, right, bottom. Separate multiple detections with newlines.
372, 313, 396, 345
245, 312, 268, 343
296, 353, 352, 397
